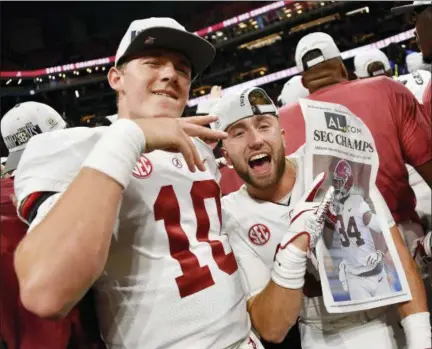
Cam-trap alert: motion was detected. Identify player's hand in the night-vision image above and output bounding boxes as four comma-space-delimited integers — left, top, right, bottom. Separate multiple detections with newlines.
134, 115, 227, 172
272, 173, 334, 290
285, 172, 335, 250
365, 250, 384, 266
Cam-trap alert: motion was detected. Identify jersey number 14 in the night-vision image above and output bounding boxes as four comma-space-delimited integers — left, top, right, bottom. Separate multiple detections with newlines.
154, 180, 238, 298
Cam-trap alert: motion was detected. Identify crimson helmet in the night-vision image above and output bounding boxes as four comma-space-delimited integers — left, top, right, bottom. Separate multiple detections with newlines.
333, 159, 354, 199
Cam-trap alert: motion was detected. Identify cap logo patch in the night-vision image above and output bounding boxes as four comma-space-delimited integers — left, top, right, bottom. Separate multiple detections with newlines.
46, 116, 59, 128
248, 89, 276, 115
4, 123, 42, 149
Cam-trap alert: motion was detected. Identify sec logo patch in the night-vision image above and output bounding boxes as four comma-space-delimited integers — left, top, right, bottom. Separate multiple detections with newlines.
172, 157, 182, 169
132, 154, 153, 178
248, 224, 271, 246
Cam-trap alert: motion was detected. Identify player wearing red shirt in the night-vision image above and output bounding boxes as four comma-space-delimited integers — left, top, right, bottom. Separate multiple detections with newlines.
279, 33, 431, 250
0, 104, 104, 349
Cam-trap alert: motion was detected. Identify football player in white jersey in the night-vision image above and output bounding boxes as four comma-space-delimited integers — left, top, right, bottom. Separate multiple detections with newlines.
12, 18, 263, 349
331, 159, 392, 300
210, 86, 431, 349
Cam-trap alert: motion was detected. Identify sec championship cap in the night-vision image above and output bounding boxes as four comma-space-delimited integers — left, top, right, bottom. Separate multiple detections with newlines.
278, 75, 309, 106
295, 32, 341, 72
391, 1, 431, 15
1, 102, 66, 173
354, 48, 391, 78
209, 87, 278, 132
115, 17, 216, 78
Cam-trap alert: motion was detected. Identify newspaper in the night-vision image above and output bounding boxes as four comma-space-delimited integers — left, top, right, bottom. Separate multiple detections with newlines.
299, 98, 412, 313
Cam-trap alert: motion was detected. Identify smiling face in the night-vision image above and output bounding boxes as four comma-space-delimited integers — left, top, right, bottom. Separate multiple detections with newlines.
222, 114, 286, 190
108, 48, 192, 119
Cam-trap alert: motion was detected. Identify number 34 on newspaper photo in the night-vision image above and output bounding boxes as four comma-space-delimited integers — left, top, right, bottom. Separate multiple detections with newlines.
299, 99, 412, 314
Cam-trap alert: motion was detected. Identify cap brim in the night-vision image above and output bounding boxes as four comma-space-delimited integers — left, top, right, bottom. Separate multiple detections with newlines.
391, 3, 428, 15
118, 27, 216, 78
3, 149, 23, 174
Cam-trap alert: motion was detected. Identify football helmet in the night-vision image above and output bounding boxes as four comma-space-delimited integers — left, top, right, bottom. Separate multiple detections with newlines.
333, 159, 354, 200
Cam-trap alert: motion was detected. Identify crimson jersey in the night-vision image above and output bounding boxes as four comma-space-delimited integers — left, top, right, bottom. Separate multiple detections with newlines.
279, 77, 431, 224
14, 127, 250, 349
1, 178, 104, 349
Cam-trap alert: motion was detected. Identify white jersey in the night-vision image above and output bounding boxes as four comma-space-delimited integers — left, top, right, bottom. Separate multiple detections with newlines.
14, 127, 250, 349
335, 195, 380, 275
407, 164, 431, 230
222, 150, 306, 298
394, 69, 431, 103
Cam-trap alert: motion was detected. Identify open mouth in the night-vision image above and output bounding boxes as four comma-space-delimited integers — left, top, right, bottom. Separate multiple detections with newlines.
248, 153, 272, 173
152, 91, 178, 100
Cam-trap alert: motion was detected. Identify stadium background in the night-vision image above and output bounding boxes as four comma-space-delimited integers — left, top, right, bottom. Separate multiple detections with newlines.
0, 1, 420, 157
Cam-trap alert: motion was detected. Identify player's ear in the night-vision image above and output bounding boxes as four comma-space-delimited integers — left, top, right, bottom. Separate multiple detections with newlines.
108, 66, 124, 93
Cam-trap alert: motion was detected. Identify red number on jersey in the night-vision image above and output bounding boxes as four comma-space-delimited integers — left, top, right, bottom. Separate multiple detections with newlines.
154, 180, 238, 298
336, 215, 365, 247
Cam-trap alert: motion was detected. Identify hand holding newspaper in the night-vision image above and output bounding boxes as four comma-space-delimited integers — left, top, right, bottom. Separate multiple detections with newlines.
298, 98, 411, 313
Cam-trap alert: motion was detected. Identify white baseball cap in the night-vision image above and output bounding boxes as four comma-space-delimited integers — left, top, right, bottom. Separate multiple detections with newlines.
278, 75, 310, 106
115, 17, 216, 78
1, 102, 66, 173
406, 52, 431, 73
391, 1, 431, 15
209, 87, 278, 132
354, 49, 391, 78
295, 32, 341, 72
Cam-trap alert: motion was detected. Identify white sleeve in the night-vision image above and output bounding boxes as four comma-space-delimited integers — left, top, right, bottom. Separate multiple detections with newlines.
14, 127, 105, 208
235, 249, 271, 299
223, 206, 271, 299
25, 192, 62, 232
25, 192, 120, 239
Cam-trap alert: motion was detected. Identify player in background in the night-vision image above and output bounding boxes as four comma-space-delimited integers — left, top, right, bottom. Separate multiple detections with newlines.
0, 103, 104, 349
396, 52, 431, 104
279, 32, 432, 279
13, 18, 262, 349
210, 86, 431, 349
392, 1, 432, 281
352, 46, 432, 280
330, 159, 391, 300
277, 75, 310, 107
353, 48, 431, 104
392, 1, 432, 114
353, 48, 393, 79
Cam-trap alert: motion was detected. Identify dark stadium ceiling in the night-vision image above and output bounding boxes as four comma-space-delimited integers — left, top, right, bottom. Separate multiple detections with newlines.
0, 1, 267, 70
0, 1, 418, 131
